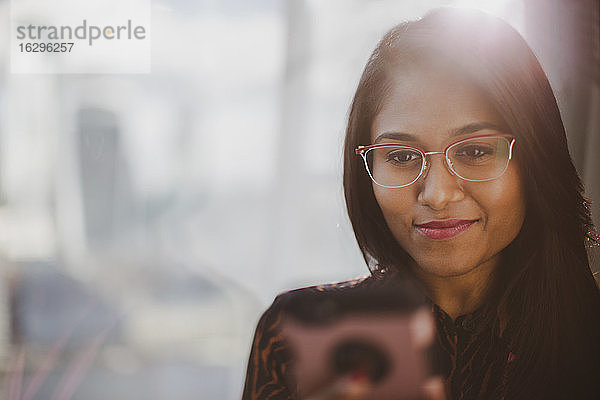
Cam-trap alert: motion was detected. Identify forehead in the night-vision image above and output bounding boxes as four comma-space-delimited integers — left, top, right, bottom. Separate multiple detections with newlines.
371, 65, 504, 144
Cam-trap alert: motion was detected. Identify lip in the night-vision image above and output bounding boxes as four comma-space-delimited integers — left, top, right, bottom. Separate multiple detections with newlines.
414, 219, 478, 240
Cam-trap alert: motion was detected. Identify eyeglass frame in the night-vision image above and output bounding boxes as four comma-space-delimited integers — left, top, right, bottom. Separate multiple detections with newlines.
355, 133, 516, 188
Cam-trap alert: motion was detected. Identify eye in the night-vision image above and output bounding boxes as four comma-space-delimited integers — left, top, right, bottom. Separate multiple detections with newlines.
386, 149, 421, 165
454, 144, 494, 159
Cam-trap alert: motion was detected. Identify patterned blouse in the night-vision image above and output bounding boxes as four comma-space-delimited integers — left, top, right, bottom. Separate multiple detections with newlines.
242, 274, 514, 400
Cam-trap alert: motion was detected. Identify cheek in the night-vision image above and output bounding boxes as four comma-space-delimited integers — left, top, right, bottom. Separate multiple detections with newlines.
478, 170, 526, 244
373, 185, 416, 236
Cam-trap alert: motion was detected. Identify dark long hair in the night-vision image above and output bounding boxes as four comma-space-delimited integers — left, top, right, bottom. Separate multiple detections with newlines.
343, 8, 600, 399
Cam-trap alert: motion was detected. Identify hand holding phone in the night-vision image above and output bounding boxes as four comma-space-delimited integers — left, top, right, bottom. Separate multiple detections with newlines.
280, 286, 443, 400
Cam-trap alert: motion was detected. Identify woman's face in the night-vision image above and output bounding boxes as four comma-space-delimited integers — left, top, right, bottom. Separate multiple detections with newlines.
371, 66, 526, 279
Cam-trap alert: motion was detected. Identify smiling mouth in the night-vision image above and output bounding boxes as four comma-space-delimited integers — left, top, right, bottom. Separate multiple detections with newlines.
414, 219, 479, 240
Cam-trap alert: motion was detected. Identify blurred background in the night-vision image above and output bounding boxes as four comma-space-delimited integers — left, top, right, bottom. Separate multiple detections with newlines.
0, 0, 598, 399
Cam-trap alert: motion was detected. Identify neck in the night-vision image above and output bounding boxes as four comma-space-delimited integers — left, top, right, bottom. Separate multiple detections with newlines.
414, 257, 499, 320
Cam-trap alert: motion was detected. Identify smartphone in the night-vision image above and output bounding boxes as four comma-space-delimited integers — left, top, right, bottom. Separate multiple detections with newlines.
280, 285, 432, 400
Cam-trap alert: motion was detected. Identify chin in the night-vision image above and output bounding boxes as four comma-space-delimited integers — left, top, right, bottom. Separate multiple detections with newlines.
413, 256, 482, 278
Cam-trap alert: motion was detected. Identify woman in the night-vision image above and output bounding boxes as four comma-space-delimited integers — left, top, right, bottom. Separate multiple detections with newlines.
243, 8, 600, 400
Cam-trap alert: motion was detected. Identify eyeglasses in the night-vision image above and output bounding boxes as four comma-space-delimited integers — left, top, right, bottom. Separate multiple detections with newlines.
355, 134, 515, 188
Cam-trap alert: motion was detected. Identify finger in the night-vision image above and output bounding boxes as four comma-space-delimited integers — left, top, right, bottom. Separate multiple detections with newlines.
409, 308, 435, 349
305, 374, 371, 400
422, 376, 446, 400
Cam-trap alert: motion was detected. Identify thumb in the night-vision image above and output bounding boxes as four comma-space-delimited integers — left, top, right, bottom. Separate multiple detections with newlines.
422, 376, 446, 400
305, 373, 371, 400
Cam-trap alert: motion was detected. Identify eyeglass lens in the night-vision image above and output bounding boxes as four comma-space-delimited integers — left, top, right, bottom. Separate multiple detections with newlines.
365, 136, 511, 187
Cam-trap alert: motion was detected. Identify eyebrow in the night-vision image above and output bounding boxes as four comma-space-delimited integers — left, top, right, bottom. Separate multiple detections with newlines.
374, 122, 505, 143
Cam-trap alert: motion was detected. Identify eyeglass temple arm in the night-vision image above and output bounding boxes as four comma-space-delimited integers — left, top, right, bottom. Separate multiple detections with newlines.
508, 138, 515, 160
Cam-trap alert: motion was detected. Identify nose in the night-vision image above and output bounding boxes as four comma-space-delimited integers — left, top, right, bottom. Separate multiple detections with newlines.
417, 155, 464, 210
